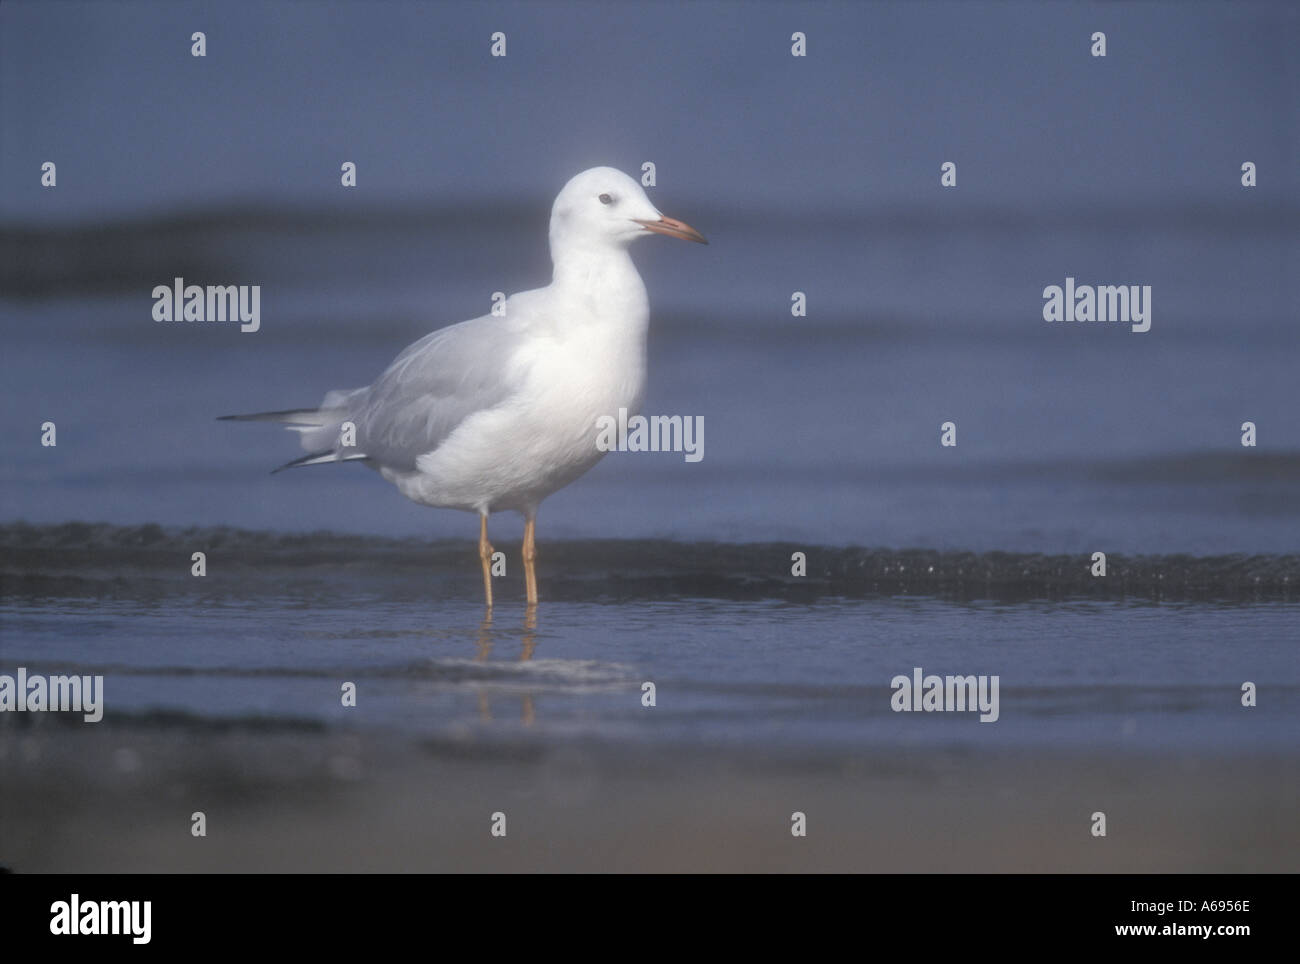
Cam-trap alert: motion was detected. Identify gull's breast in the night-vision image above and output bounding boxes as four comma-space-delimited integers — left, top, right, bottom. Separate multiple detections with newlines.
400, 313, 648, 513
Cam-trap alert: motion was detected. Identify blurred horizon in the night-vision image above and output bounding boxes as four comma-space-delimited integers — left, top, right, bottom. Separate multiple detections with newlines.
3, 1, 1295, 221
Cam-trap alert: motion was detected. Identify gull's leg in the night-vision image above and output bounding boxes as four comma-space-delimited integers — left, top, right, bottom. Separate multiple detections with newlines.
478, 513, 494, 609
522, 515, 538, 606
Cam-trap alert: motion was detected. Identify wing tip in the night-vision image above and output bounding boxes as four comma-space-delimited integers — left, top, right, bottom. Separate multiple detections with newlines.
270, 451, 369, 474
219, 408, 323, 425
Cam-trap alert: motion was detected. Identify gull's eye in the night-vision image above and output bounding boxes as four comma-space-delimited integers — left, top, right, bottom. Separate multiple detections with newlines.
598, 193, 613, 205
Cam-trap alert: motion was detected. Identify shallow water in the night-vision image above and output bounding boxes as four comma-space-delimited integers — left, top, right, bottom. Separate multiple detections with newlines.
3, 525, 1296, 756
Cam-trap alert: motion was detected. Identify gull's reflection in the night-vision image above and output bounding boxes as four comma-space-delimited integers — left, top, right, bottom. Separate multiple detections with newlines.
475, 609, 494, 662
521, 603, 537, 662
472, 605, 540, 726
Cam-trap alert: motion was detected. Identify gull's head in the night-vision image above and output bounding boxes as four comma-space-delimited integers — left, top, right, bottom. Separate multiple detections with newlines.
549, 167, 707, 257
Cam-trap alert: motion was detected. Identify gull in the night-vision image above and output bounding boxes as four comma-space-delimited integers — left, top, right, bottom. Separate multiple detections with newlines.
221, 167, 706, 607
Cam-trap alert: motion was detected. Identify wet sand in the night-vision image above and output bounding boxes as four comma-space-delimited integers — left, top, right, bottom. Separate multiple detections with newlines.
2, 719, 1294, 873
4, 521, 1298, 604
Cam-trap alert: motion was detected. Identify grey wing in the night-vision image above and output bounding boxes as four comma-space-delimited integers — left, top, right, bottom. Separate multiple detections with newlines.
331, 314, 525, 471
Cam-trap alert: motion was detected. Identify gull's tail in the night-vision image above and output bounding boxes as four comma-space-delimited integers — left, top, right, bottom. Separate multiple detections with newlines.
219, 388, 370, 473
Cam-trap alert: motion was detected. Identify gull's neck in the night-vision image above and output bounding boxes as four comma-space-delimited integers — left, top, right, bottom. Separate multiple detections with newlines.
550, 241, 643, 297
546, 221, 650, 335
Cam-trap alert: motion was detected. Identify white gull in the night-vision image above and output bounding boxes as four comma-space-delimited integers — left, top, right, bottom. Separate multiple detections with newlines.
222, 166, 706, 607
